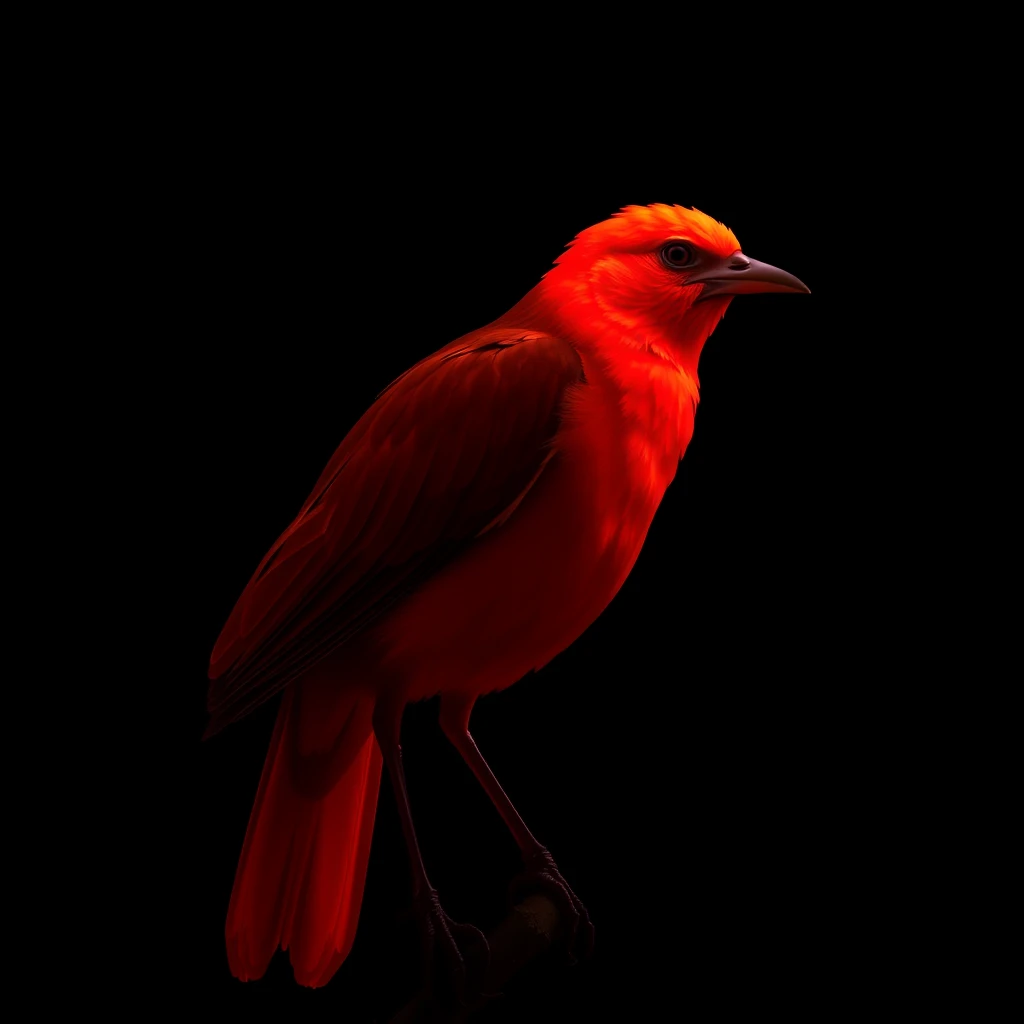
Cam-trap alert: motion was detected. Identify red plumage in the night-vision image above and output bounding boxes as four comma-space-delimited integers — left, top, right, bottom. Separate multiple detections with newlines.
208, 204, 808, 988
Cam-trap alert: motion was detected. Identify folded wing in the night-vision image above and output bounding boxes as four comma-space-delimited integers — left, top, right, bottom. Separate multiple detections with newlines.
206, 330, 585, 735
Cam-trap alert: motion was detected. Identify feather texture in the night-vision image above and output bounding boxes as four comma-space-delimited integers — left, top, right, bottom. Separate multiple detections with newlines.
207, 330, 584, 734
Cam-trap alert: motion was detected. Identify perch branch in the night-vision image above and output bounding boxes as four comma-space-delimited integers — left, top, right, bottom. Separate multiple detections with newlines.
388, 893, 562, 1023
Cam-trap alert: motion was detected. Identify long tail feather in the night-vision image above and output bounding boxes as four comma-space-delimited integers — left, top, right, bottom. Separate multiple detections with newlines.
225, 683, 381, 987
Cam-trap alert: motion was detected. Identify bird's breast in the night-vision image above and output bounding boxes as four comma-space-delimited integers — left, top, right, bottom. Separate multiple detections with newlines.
557, 348, 698, 560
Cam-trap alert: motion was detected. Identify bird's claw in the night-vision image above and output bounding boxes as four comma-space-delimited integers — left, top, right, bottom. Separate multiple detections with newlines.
414, 888, 491, 1008
508, 846, 594, 963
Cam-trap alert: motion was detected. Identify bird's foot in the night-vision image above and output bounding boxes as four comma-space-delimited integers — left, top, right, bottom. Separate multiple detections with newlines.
412, 887, 491, 1009
508, 845, 594, 963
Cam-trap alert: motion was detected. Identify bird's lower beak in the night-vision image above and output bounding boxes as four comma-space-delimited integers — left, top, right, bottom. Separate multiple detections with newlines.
692, 251, 810, 300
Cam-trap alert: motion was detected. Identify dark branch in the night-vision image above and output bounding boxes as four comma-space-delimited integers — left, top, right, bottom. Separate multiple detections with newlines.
388, 894, 562, 1023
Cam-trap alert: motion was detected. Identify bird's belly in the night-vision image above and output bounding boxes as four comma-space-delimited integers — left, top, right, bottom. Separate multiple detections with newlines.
367, 436, 671, 703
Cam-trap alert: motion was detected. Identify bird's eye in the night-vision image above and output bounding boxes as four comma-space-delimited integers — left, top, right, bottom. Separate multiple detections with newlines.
660, 242, 695, 270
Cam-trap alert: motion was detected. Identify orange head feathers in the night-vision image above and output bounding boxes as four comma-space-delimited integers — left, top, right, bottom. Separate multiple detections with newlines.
560, 204, 741, 262
521, 204, 808, 376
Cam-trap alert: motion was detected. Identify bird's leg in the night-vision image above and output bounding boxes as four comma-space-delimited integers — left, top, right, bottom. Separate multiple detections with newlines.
372, 698, 488, 1004
439, 695, 594, 960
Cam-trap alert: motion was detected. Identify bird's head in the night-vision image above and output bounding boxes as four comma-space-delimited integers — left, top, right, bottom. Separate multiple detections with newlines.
538, 204, 808, 374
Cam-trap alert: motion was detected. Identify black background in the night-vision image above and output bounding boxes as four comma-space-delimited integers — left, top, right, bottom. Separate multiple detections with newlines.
120, 78, 896, 1021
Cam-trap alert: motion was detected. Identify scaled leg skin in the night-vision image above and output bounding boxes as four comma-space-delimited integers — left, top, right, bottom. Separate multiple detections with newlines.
439, 695, 595, 961
372, 699, 489, 1003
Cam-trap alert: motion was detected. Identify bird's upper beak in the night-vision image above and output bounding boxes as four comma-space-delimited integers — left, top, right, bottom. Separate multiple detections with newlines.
691, 251, 810, 300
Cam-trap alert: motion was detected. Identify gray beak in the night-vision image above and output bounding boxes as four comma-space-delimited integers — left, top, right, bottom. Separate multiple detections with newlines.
691, 251, 810, 300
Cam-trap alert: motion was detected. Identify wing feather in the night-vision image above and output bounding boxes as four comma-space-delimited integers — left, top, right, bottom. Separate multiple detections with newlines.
206, 329, 584, 734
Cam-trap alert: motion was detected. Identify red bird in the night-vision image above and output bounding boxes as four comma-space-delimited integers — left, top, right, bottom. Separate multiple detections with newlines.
207, 204, 808, 990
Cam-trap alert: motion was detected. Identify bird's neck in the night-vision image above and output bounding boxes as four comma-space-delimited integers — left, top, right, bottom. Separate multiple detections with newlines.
498, 276, 731, 383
